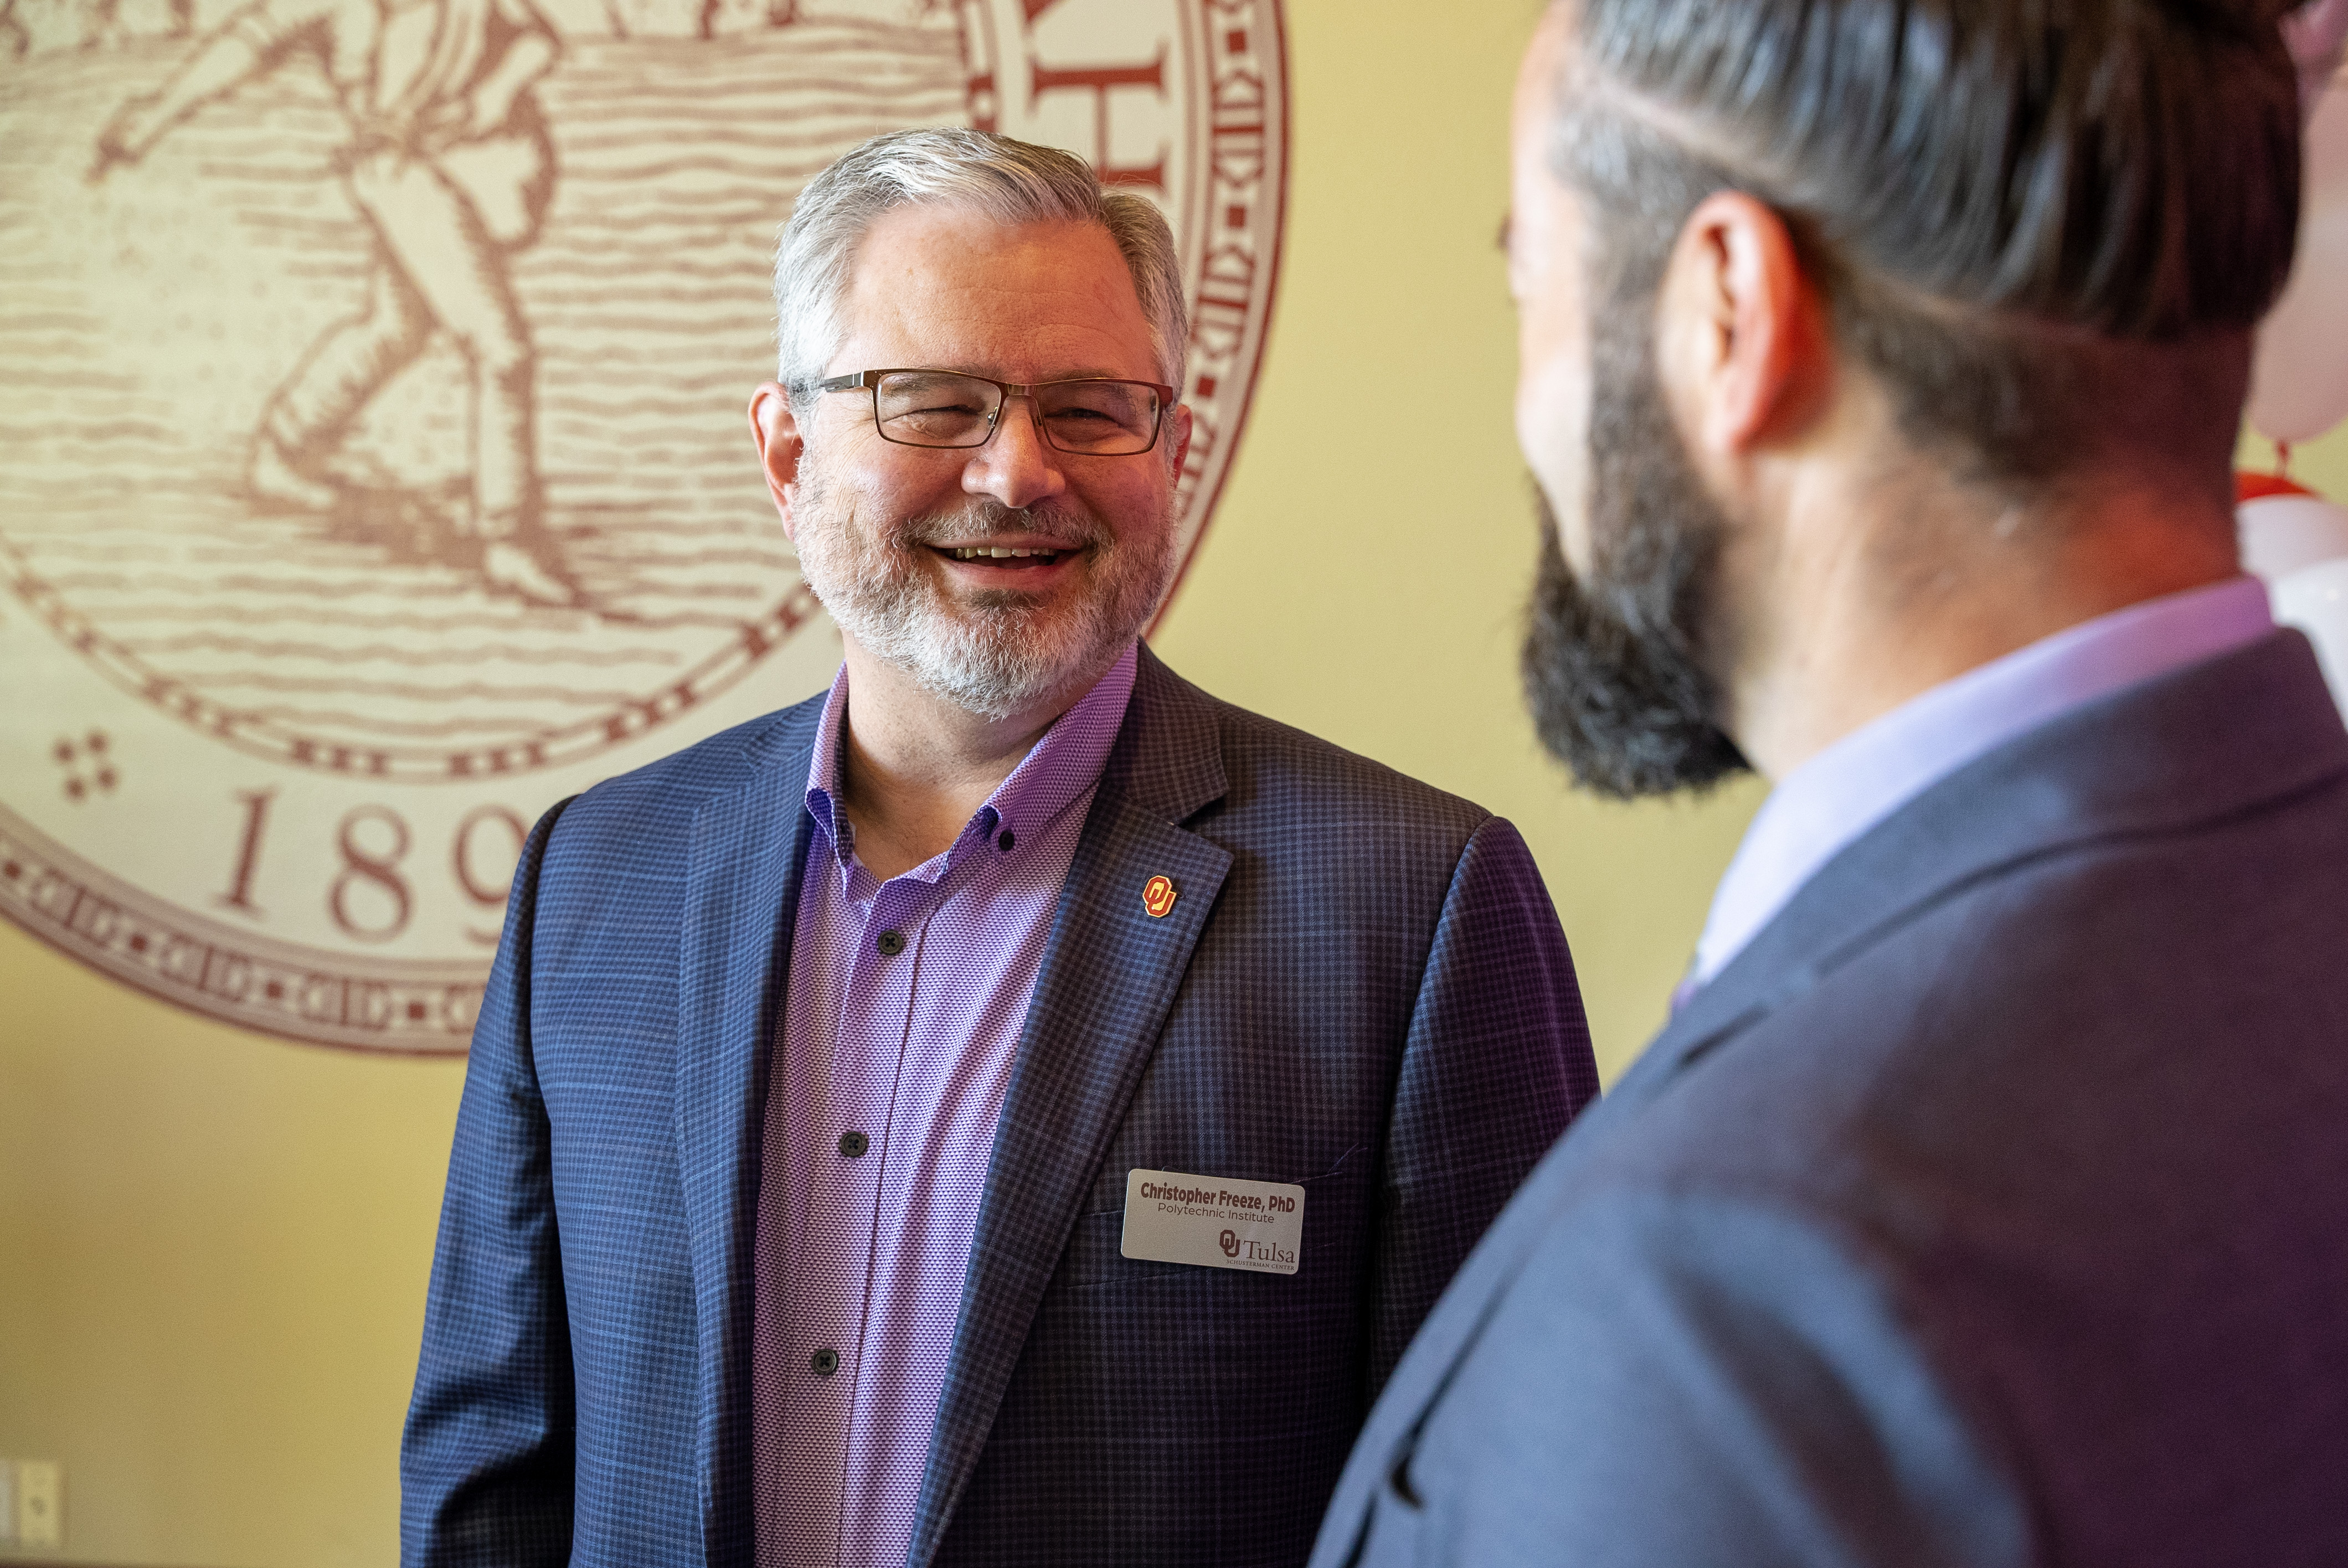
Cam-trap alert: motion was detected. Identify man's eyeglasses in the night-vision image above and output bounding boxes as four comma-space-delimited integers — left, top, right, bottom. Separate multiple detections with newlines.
816, 369, 1177, 456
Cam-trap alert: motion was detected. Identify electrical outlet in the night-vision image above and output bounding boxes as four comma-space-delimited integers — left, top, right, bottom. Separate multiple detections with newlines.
17, 1460, 61, 1549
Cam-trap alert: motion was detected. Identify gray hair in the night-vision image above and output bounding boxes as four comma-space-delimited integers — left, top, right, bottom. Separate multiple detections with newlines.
773, 127, 1188, 401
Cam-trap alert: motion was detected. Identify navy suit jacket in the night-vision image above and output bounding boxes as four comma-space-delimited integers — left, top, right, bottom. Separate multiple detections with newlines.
403, 644, 1598, 1568
1314, 629, 2348, 1568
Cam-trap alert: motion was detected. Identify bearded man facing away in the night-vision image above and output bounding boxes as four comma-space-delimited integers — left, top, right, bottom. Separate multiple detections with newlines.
400, 128, 1597, 1568
1314, 1, 2348, 1565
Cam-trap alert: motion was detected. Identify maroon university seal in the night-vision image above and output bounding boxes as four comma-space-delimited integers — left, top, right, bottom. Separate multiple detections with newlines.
0, 0, 1288, 1050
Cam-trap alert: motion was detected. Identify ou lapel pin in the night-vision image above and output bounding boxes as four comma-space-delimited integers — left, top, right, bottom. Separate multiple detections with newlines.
1141, 874, 1177, 918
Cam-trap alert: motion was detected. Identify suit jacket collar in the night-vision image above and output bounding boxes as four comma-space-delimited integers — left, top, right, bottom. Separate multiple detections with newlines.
1640, 629, 2348, 1094
677, 697, 825, 1568
908, 643, 1233, 1567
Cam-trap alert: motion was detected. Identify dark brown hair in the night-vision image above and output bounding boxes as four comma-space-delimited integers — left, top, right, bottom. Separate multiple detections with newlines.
1556, 0, 2303, 489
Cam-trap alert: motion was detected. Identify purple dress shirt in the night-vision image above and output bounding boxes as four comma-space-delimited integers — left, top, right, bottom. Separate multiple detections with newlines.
1690, 576, 2275, 990
750, 643, 1138, 1568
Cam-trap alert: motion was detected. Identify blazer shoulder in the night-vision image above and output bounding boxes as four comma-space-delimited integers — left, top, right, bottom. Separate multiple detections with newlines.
1630, 636, 2348, 1199
1587, 757, 2348, 1252
1198, 688, 1496, 844
554, 688, 827, 844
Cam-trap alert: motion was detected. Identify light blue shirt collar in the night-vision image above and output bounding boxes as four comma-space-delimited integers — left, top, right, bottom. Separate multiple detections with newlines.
1691, 576, 2275, 988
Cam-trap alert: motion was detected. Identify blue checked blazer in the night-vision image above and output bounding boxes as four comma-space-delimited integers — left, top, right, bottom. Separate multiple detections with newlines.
402, 643, 1598, 1568
1312, 630, 2348, 1568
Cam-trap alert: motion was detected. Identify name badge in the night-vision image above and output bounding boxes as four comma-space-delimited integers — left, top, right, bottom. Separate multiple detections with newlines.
1120, 1168, 1305, 1275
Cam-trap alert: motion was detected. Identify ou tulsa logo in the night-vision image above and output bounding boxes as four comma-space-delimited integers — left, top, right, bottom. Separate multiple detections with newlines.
0, 0, 1289, 1052
1218, 1229, 1240, 1258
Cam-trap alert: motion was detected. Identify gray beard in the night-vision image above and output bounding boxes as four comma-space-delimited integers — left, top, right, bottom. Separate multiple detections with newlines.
791, 451, 1178, 720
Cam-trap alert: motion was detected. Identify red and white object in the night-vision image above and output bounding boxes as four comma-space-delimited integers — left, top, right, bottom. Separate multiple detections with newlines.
2239, 473, 2348, 716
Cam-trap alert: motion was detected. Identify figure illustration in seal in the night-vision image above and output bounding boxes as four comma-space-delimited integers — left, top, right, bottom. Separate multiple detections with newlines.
90, 0, 582, 607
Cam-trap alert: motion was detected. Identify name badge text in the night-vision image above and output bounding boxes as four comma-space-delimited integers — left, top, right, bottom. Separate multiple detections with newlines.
1120, 1167, 1305, 1275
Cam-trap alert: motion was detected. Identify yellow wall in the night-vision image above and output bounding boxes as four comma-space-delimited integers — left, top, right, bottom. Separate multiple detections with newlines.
7, 3, 2347, 1564
2240, 429, 2348, 493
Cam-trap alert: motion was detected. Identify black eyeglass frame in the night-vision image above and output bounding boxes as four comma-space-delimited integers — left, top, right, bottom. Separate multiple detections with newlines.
815, 368, 1181, 456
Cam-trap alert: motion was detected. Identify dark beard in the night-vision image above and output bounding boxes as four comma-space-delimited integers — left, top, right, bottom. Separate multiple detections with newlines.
1520, 304, 1749, 800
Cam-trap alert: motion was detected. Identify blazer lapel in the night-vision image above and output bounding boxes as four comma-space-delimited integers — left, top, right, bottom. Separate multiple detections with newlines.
908, 647, 1233, 1568
676, 705, 821, 1568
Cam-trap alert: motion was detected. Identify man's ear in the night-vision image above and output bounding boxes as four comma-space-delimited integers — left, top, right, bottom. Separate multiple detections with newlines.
1657, 190, 1831, 461
748, 381, 806, 543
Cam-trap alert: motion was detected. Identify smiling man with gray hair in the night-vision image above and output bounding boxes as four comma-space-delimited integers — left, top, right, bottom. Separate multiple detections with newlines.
400, 128, 1598, 1568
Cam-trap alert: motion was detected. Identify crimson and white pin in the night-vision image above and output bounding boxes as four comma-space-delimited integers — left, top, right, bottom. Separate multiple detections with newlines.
1141, 875, 1178, 919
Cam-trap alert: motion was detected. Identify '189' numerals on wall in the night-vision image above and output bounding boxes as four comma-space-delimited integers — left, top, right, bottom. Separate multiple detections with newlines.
220, 790, 529, 945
